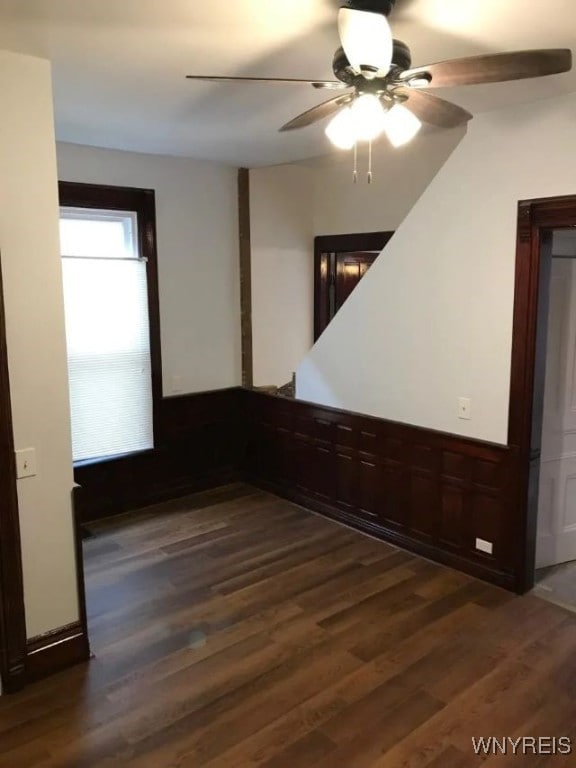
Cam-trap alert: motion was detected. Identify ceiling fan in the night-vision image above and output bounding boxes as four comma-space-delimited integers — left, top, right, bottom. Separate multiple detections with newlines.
186, 0, 572, 153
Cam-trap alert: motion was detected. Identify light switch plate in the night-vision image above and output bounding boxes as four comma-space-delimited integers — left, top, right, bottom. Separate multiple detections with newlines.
458, 397, 472, 420
15, 448, 37, 479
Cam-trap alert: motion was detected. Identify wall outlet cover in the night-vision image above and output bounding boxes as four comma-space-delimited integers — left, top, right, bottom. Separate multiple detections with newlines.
475, 537, 493, 555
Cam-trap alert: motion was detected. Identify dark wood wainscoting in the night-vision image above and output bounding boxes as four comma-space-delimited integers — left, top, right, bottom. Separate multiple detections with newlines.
241, 390, 521, 591
75, 388, 244, 521
74, 386, 524, 590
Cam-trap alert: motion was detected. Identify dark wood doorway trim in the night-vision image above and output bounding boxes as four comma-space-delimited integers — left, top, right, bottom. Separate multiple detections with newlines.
314, 231, 394, 341
0, 251, 28, 692
509, 194, 576, 592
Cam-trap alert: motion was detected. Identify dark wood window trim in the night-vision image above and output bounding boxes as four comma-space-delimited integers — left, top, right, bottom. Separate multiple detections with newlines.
58, 181, 163, 453
0, 249, 28, 692
314, 231, 394, 341
509, 194, 576, 592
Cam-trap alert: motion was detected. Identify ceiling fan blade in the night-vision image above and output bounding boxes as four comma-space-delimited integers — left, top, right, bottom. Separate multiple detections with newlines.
395, 87, 472, 128
399, 49, 572, 89
312, 82, 349, 90
185, 75, 345, 89
279, 94, 353, 132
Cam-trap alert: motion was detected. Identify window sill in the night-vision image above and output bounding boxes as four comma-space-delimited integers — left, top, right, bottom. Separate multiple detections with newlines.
73, 447, 155, 469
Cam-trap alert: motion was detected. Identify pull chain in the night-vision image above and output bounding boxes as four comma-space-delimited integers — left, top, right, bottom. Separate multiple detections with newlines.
368, 139, 373, 184
353, 140, 358, 184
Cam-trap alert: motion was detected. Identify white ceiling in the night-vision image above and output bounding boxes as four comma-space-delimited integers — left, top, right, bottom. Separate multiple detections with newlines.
0, 0, 575, 166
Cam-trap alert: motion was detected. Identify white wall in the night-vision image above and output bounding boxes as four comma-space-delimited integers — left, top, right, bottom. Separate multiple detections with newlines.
249, 127, 464, 387
311, 126, 466, 236
57, 143, 241, 395
298, 92, 576, 446
250, 165, 314, 386
0, 51, 79, 638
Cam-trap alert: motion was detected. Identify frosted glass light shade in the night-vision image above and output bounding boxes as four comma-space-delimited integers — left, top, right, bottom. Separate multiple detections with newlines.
338, 7, 393, 76
382, 104, 422, 147
325, 107, 356, 149
350, 94, 387, 141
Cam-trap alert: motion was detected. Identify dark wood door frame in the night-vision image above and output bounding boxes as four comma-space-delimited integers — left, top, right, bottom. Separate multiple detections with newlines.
314, 231, 394, 341
0, 251, 28, 692
509, 194, 576, 592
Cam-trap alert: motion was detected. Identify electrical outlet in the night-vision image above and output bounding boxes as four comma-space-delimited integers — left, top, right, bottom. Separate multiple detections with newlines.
475, 538, 493, 555
458, 397, 472, 420
15, 448, 37, 479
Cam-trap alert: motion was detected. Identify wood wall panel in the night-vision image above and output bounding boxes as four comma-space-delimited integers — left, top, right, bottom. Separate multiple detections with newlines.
75, 388, 244, 521
242, 390, 521, 591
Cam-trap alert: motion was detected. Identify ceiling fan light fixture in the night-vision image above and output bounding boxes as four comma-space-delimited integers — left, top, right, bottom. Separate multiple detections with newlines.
382, 104, 422, 147
350, 93, 387, 141
337, 7, 393, 77
325, 107, 356, 149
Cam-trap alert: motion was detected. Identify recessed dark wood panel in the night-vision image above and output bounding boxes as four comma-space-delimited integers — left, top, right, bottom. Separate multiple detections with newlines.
242, 390, 519, 591
381, 463, 407, 528
440, 486, 466, 549
335, 450, 356, 511
409, 471, 438, 540
471, 493, 502, 560
442, 451, 469, 482
357, 459, 380, 518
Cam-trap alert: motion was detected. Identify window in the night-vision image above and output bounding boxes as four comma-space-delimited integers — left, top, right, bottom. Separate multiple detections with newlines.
59, 183, 161, 463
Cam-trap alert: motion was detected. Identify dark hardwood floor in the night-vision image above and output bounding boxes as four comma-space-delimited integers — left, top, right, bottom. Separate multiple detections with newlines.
1, 484, 576, 767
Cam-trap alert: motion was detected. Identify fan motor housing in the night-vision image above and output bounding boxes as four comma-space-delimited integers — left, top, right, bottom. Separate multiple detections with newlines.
332, 47, 357, 85
341, 0, 396, 16
391, 39, 412, 71
332, 40, 412, 84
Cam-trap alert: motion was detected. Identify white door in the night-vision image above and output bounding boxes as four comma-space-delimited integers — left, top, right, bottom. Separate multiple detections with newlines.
537, 256, 576, 568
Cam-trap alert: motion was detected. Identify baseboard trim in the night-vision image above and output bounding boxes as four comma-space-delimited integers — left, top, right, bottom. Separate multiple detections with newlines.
250, 477, 517, 592
26, 621, 90, 685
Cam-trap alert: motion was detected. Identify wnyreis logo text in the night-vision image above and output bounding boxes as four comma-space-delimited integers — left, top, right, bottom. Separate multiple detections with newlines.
472, 737, 572, 756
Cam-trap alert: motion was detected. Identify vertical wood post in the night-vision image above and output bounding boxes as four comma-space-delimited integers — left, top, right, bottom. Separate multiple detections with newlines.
238, 168, 253, 388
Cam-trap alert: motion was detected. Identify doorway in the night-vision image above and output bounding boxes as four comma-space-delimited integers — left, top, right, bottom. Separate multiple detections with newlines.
314, 231, 394, 340
531, 230, 576, 608
509, 195, 576, 595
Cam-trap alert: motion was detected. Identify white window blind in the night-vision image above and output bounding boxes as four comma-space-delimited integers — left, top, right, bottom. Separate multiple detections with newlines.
60, 207, 154, 462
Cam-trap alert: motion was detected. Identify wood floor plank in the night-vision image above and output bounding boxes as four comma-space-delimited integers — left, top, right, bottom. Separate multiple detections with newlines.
1, 483, 575, 768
